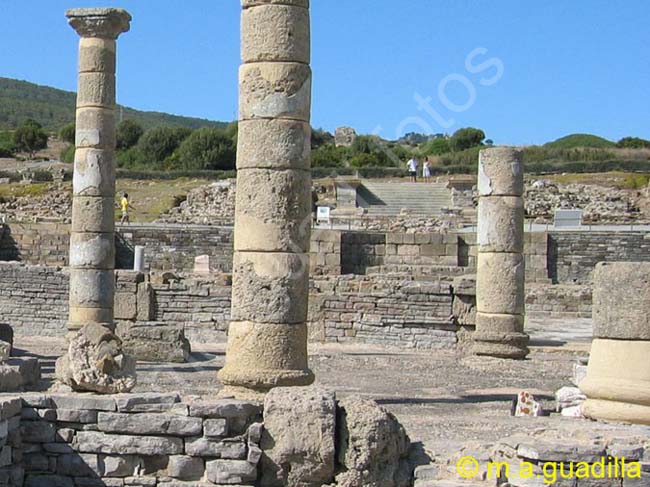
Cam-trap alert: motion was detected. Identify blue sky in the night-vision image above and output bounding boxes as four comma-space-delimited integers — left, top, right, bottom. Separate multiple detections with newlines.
1, 1, 648, 145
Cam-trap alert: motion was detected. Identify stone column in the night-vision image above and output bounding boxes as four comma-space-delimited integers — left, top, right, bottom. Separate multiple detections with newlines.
581, 262, 650, 424
218, 0, 314, 399
66, 8, 131, 333
472, 147, 529, 358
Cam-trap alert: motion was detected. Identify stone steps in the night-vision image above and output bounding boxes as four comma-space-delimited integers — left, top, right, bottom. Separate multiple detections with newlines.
358, 182, 451, 216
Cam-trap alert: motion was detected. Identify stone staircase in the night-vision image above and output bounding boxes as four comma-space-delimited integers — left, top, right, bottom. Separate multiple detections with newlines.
357, 181, 451, 217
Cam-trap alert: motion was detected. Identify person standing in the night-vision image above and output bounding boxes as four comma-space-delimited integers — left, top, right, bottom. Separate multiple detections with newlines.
407, 156, 418, 182
422, 158, 431, 183
120, 192, 135, 224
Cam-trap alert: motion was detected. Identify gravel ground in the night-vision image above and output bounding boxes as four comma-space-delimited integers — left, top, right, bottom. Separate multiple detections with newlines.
14, 316, 589, 460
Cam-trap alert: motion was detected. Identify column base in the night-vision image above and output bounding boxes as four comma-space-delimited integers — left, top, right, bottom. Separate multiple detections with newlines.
582, 399, 650, 426
580, 338, 650, 425
472, 331, 529, 359
68, 306, 114, 332
217, 321, 314, 397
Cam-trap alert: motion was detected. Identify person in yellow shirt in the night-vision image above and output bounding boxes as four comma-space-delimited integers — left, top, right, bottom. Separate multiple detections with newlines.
120, 193, 135, 223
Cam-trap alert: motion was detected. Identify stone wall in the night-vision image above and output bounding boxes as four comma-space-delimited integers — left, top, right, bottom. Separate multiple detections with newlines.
11, 392, 263, 486
525, 283, 593, 319
0, 397, 22, 487
0, 224, 340, 277
548, 231, 650, 284
309, 275, 460, 349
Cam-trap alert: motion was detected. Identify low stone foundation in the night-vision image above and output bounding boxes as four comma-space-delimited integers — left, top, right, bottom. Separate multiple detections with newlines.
0, 388, 411, 487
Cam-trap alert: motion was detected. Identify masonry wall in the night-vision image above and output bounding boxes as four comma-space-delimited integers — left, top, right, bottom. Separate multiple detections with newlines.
309, 275, 459, 349
0, 224, 341, 277
5, 392, 263, 486
548, 231, 650, 284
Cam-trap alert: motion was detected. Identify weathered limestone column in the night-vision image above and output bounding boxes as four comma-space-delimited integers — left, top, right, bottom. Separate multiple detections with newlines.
472, 147, 529, 358
581, 262, 650, 424
217, 0, 314, 399
66, 8, 131, 333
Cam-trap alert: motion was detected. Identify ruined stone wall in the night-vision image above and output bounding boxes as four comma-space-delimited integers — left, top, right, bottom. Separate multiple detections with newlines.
0, 263, 69, 336
0, 223, 69, 267
309, 275, 459, 349
548, 231, 650, 284
525, 283, 592, 319
9, 392, 263, 486
0, 224, 340, 277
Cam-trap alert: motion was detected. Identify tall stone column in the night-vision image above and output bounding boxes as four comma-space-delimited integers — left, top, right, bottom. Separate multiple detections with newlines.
66, 8, 131, 332
581, 262, 650, 424
218, 0, 314, 399
473, 147, 529, 358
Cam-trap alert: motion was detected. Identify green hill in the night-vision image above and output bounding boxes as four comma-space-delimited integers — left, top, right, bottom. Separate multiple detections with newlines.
545, 133, 616, 149
0, 77, 228, 132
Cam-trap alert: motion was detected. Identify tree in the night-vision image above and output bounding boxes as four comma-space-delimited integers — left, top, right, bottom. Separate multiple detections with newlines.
137, 127, 192, 165
116, 119, 144, 150
449, 127, 485, 151
617, 137, 650, 149
423, 138, 451, 156
59, 123, 76, 145
13, 119, 48, 158
311, 128, 334, 149
311, 144, 349, 167
175, 127, 236, 170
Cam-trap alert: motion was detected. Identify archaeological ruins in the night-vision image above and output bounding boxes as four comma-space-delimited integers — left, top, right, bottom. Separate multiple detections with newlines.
0, 2, 649, 487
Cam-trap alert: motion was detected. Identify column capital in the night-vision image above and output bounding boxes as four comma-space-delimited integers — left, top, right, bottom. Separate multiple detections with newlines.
66, 8, 131, 39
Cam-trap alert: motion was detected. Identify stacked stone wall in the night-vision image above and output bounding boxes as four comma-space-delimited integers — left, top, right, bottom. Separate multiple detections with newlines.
548, 231, 650, 284
309, 276, 458, 349
8, 392, 262, 486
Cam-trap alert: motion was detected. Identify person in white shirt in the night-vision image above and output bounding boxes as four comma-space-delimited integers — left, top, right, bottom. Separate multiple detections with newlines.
407, 157, 418, 182
422, 158, 431, 182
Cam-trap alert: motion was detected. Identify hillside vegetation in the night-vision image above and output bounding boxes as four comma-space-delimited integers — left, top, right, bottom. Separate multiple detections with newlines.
545, 133, 616, 149
0, 77, 227, 131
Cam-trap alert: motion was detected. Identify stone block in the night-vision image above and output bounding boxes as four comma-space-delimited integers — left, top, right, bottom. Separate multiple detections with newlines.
231, 252, 309, 324
114, 292, 137, 321
478, 146, 523, 196
69, 232, 115, 270
75, 107, 116, 149
49, 394, 117, 412
97, 412, 202, 436
78, 37, 116, 73
188, 400, 262, 420
234, 169, 311, 253
204, 419, 228, 438
56, 453, 100, 477
0, 324, 14, 349
167, 455, 204, 481
260, 386, 336, 486
238, 119, 310, 171
77, 72, 116, 108
73, 148, 116, 197
69, 269, 115, 309
71, 196, 115, 233
115, 322, 191, 363
218, 321, 313, 390
184, 438, 247, 458
581, 338, 650, 424
114, 393, 181, 413
476, 252, 525, 315
239, 62, 311, 122
242, 3, 310, 63
68, 307, 114, 329
75, 431, 183, 455
205, 459, 257, 484
136, 282, 154, 321
477, 196, 524, 253
592, 262, 650, 339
